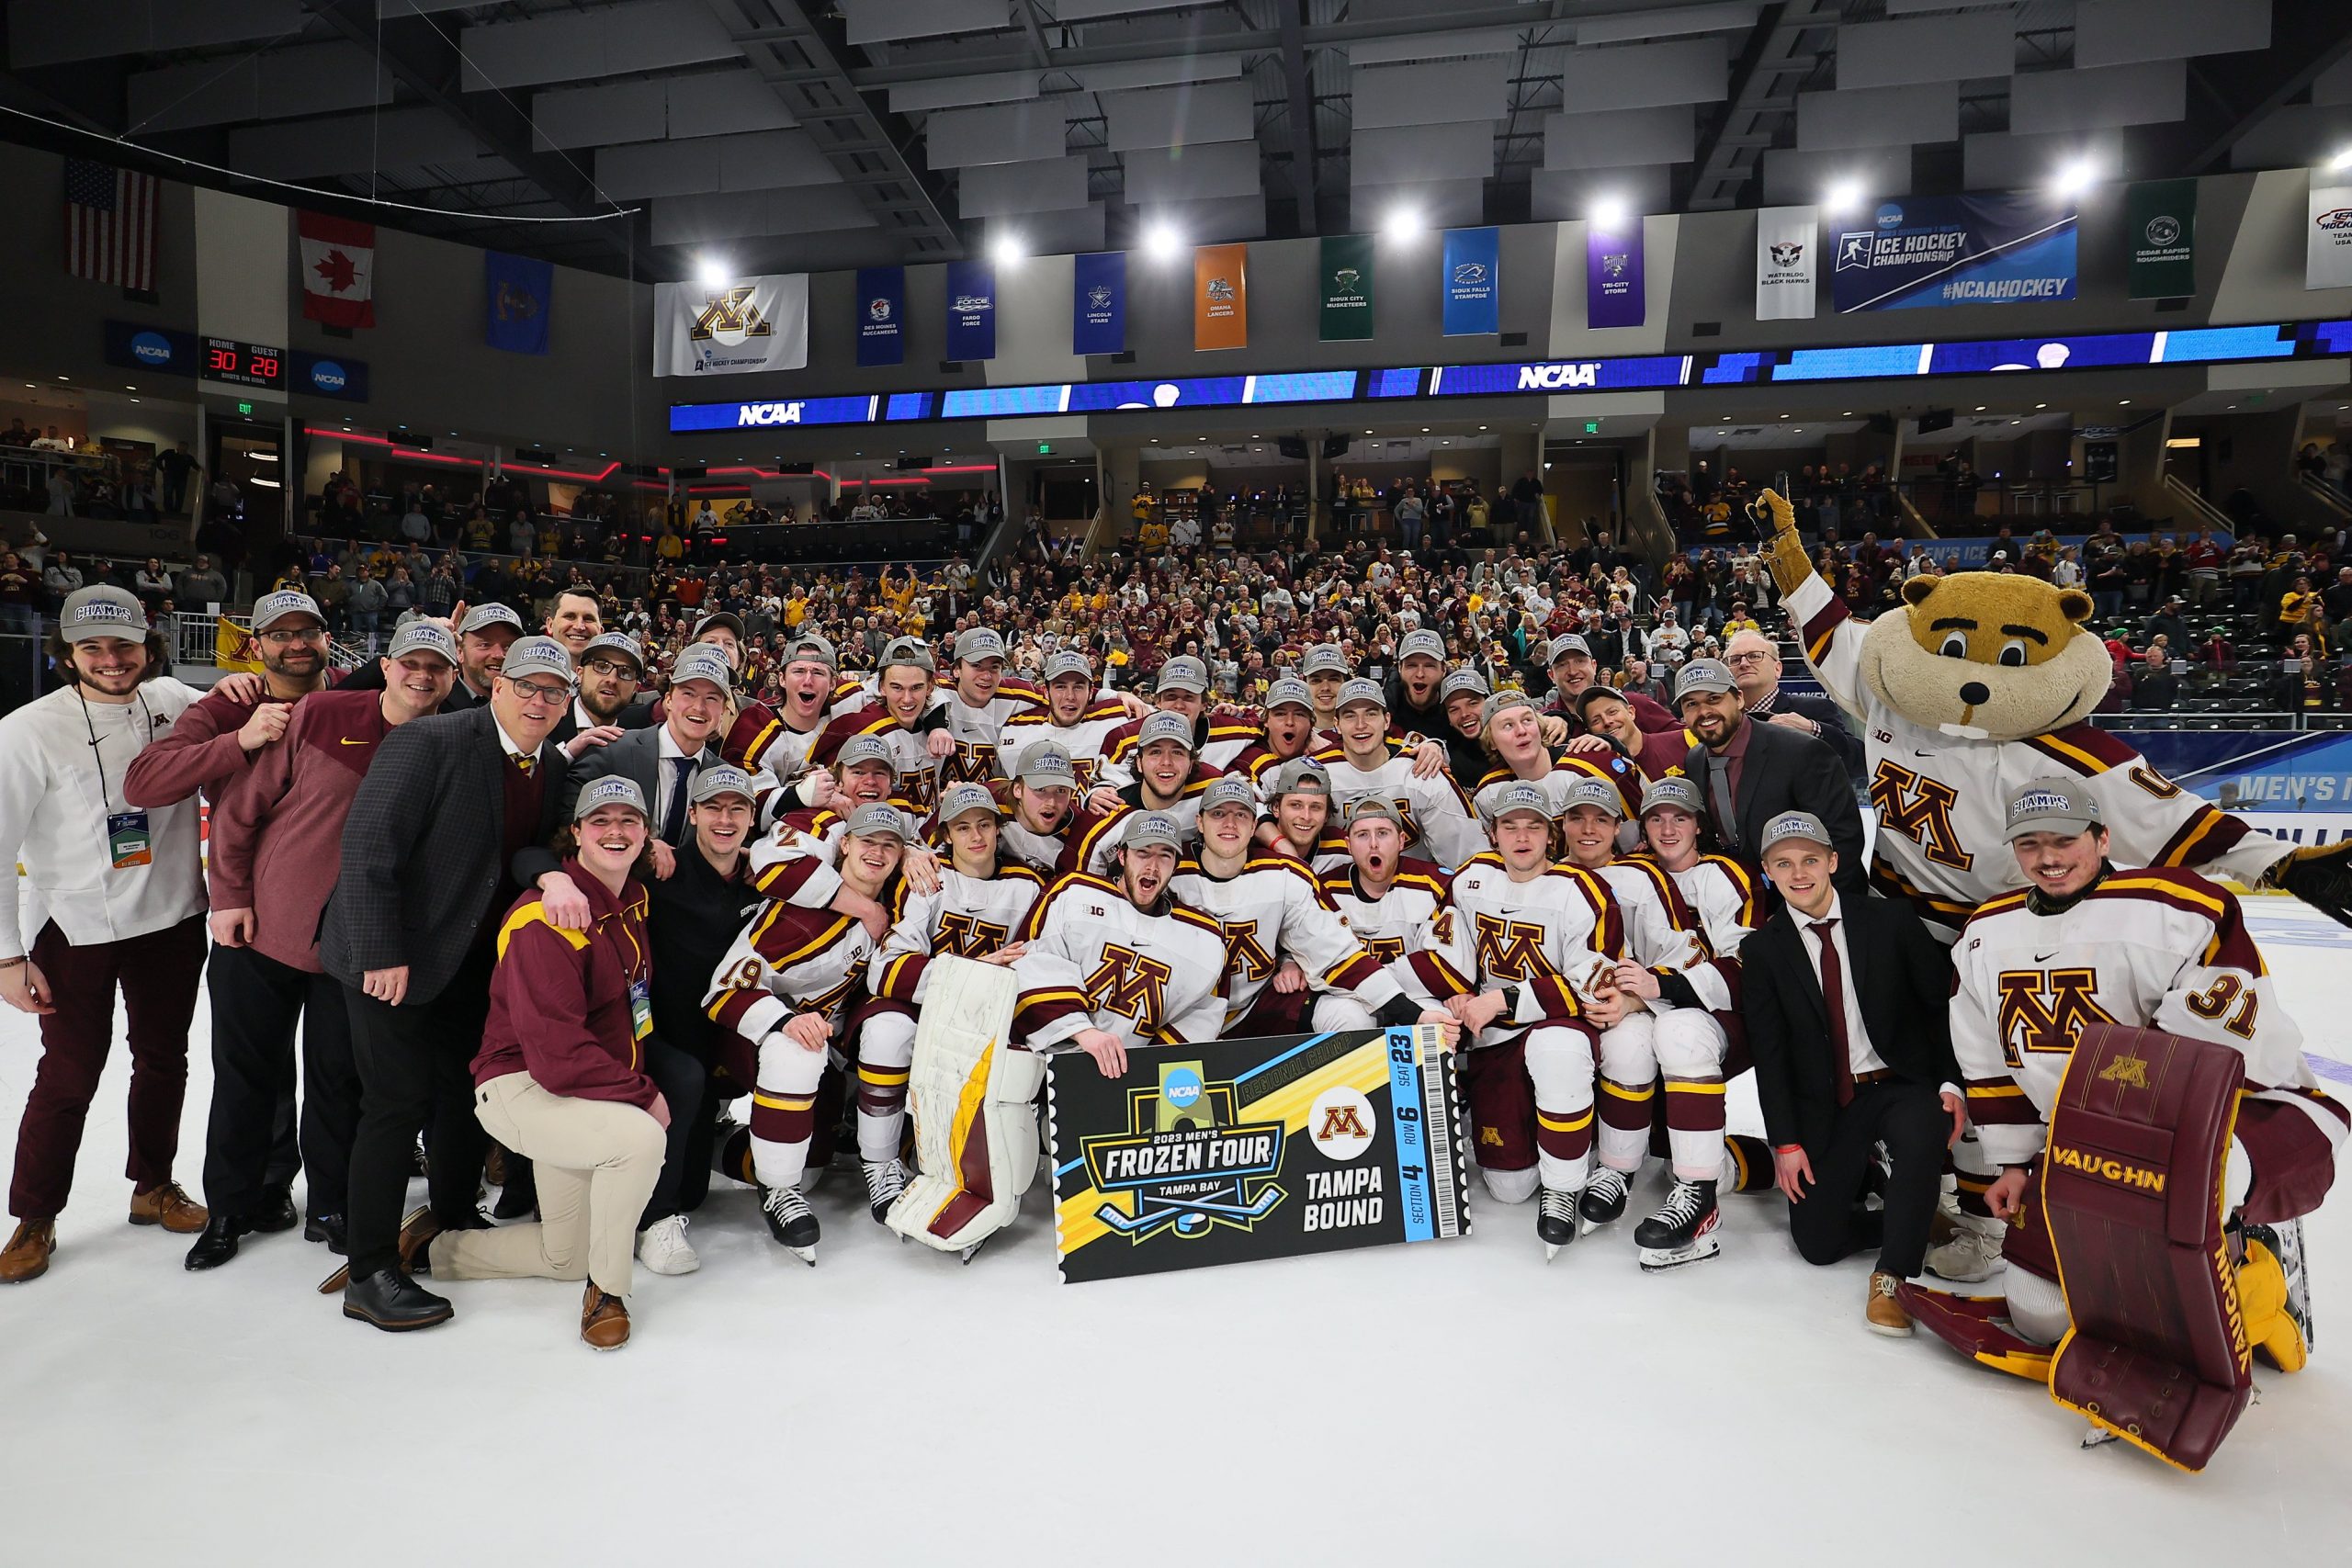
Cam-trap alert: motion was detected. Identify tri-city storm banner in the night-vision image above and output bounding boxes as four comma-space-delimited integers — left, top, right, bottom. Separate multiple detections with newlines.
1048, 1027, 1469, 1284
1831, 194, 2076, 313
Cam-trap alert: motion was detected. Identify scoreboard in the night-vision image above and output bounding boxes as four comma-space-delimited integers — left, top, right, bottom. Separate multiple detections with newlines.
200, 338, 285, 391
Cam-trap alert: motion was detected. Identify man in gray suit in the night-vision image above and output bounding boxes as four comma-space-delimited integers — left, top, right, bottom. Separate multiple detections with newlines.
557, 644, 734, 868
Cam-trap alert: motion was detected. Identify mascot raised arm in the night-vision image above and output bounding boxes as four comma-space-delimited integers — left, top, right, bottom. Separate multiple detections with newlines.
1753, 490, 2352, 933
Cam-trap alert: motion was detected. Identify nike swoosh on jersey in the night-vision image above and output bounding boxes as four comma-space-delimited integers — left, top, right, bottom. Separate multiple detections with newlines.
338, 737, 372, 746
2034, 951, 2058, 962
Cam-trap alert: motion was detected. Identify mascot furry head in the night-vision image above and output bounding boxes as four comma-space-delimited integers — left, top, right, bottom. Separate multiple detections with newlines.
1863, 572, 2112, 742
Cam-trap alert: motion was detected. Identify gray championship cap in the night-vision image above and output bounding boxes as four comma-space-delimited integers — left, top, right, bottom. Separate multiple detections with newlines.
1758, 810, 1834, 855
458, 602, 525, 637
2005, 777, 2103, 840
1336, 677, 1387, 713
1439, 668, 1491, 703
1639, 775, 1704, 818
879, 636, 936, 674
1486, 780, 1555, 822
1561, 777, 1626, 818
1015, 741, 1078, 786
581, 630, 645, 671
1263, 675, 1314, 712
1136, 710, 1196, 751
1122, 811, 1188, 853
250, 590, 324, 633
1042, 649, 1093, 683
58, 585, 149, 643
691, 763, 758, 805
936, 783, 1001, 824
669, 646, 733, 694
845, 802, 916, 842
572, 775, 648, 822
692, 610, 745, 643
385, 620, 458, 666
1199, 775, 1260, 816
1479, 687, 1541, 730
1575, 684, 1633, 719
1397, 627, 1447, 664
837, 734, 896, 771
1270, 758, 1330, 799
1340, 795, 1407, 830
1674, 658, 1737, 705
500, 635, 574, 687
1547, 633, 1592, 665
1157, 655, 1210, 694
953, 626, 1007, 664
1300, 644, 1351, 679
782, 632, 838, 671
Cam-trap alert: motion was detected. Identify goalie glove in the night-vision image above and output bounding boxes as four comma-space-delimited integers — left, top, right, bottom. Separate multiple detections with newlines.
1745, 487, 1815, 599
2261, 840, 2352, 929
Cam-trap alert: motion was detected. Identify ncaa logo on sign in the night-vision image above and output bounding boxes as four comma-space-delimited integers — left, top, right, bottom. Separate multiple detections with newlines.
130, 332, 174, 366
1161, 1066, 1204, 1113
309, 360, 347, 392
1307, 1086, 1375, 1162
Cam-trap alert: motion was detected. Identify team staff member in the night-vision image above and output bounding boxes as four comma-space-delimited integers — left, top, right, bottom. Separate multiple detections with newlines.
339, 602, 520, 711
419, 777, 671, 1351
1673, 658, 1864, 890
1722, 629, 1863, 784
186, 621, 461, 1269
1573, 684, 1687, 780
0, 588, 212, 1283
542, 586, 604, 662
318, 634, 575, 1332
553, 630, 648, 750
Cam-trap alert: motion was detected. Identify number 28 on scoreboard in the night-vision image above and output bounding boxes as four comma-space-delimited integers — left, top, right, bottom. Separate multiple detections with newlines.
200, 338, 284, 389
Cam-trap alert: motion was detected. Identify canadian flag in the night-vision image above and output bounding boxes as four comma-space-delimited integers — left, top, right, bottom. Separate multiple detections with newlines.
298, 210, 375, 328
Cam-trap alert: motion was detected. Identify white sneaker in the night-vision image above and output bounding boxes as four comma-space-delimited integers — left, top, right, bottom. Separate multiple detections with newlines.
1924, 1219, 2003, 1284
636, 1214, 700, 1276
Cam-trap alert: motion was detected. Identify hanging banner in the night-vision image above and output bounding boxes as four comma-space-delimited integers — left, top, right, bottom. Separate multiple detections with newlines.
1755, 205, 1817, 321
1072, 251, 1125, 355
1193, 243, 1249, 351
1442, 227, 1500, 337
1319, 233, 1375, 342
652, 272, 808, 376
484, 251, 550, 355
297, 210, 376, 329
2308, 183, 2352, 291
855, 265, 904, 367
944, 259, 996, 362
1831, 194, 2075, 312
2126, 181, 2197, 300
1587, 219, 1645, 329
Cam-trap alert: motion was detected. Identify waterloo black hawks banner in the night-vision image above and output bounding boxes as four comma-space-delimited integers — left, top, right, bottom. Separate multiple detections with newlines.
1047, 1026, 1468, 1283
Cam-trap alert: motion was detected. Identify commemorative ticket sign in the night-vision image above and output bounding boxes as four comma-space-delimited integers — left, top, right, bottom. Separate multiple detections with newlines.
1047, 1026, 1468, 1284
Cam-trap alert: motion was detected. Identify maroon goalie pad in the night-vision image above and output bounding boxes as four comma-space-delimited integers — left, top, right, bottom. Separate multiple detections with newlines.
2043, 1023, 2251, 1473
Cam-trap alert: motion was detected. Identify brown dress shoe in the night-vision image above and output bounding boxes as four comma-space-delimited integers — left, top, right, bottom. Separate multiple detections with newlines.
1867, 1270, 1915, 1337
317, 1205, 441, 1295
1, 1219, 56, 1283
129, 1182, 209, 1235
581, 1285, 630, 1351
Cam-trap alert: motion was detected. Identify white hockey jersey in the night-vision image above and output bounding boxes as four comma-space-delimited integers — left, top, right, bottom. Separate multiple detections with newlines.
811, 705, 946, 813
1320, 750, 1487, 869
1097, 715, 1260, 791
1010, 872, 1230, 1051
1589, 858, 1705, 976
1171, 854, 1402, 1028
1001, 706, 1127, 793
1321, 858, 1450, 970
866, 863, 1044, 1006
704, 896, 888, 1044
1649, 852, 1758, 1014
1405, 852, 1624, 1030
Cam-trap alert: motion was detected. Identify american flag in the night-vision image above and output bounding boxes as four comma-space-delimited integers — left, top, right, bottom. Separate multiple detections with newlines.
64, 158, 158, 290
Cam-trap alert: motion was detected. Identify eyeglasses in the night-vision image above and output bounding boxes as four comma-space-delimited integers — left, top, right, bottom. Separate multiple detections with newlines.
582, 658, 640, 680
1723, 650, 1773, 666
507, 677, 571, 705
259, 626, 326, 645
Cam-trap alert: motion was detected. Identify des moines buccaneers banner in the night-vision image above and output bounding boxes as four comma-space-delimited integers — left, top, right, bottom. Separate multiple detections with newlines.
1048, 1026, 1468, 1284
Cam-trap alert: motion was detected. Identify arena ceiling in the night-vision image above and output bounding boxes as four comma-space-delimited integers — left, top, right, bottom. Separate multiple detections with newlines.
5, 1, 2352, 281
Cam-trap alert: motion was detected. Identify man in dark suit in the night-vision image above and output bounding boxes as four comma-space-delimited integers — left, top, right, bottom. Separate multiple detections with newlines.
1722, 628, 1864, 784
1742, 811, 1963, 1336
554, 644, 734, 850
548, 629, 650, 751
318, 634, 575, 1331
1675, 657, 1865, 892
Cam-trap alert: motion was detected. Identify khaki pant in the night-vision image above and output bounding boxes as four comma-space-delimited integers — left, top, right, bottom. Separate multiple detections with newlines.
427, 1071, 664, 1298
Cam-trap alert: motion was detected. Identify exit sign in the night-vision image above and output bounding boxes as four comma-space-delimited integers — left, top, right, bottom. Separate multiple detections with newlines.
1037, 442, 1054, 455
1583, 421, 1600, 434
237, 400, 255, 415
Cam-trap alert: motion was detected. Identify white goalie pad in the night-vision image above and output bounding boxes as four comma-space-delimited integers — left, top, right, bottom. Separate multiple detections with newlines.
886, 956, 1046, 1253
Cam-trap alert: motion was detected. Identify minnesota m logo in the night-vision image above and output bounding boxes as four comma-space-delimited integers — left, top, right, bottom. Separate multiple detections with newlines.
1870, 761, 1973, 871
934, 912, 1011, 958
689, 286, 773, 343
1361, 935, 1407, 965
1996, 967, 2118, 1066
1317, 1102, 1371, 1141
1474, 914, 1553, 982
1219, 919, 1276, 983
1084, 943, 1173, 1032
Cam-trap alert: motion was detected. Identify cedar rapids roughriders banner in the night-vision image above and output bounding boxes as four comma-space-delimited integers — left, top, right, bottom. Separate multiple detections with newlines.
1047, 1026, 1468, 1284
2126, 180, 2196, 299
1831, 194, 2075, 312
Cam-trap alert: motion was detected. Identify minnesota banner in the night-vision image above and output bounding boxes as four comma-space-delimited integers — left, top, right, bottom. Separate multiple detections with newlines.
215, 617, 263, 672
1318, 233, 1374, 341
483, 251, 550, 355
1193, 243, 1248, 351
652, 272, 808, 376
2127, 181, 2196, 300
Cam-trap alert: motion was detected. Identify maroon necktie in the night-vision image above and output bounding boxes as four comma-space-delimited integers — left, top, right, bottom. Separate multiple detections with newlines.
1808, 919, 1856, 1108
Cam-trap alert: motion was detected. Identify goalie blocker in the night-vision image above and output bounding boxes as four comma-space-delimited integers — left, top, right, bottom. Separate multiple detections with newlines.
885, 956, 1045, 1255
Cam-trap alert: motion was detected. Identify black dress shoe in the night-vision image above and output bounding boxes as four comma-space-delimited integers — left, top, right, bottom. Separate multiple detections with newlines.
183, 1213, 251, 1271
251, 1189, 300, 1234
343, 1269, 454, 1332
492, 1160, 537, 1221
303, 1212, 347, 1253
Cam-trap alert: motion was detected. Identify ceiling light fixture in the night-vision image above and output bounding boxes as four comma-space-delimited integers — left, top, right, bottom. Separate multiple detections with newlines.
1143, 220, 1183, 262
989, 231, 1024, 268
1824, 179, 1864, 218
1385, 204, 1423, 241
2052, 155, 2098, 199
2330, 148, 2352, 173
695, 255, 731, 288
1589, 196, 1629, 232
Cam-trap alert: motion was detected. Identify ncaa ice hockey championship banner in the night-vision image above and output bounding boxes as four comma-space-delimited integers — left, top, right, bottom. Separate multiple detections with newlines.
854, 265, 904, 367
1755, 205, 1817, 321
1832, 194, 2075, 313
651, 272, 808, 376
1047, 1027, 1468, 1285
1193, 243, 1248, 351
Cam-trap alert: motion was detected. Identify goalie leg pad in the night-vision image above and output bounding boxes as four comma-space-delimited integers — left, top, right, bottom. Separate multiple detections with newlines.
1895, 1284, 2053, 1382
886, 957, 1037, 1255
2043, 1023, 2252, 1473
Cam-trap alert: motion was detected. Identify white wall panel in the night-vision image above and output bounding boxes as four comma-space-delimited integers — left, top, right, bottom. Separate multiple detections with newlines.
1069, 55, 1243, 93
842, 0, 1008, 44
599, 130, 838, 199
669, 71, 798, 141
1123, 141, 1263, 205
1577, 4, 1757, 44
2075, 0, 2268, 69
956, 156, 1091, 218
1530, 165, 1673, 222
458, 1, 734, 91
1102, 81, 1255, 151
2009, 61, 2185, 135
1544, 105, 1692, 171
1351, 122, 1497, 187
1351, 59, 1510, 130
1759, 144, 1910, 205
1961, 130, 2122, 192
1838, 14, 2016, 89
924, 98, 1075, 168
533, 80, 669, 151
1555, 38, 1726, 113
1795, 81, 1957, 152
1349, 28, 1524, 67
888, 73, 1040, 114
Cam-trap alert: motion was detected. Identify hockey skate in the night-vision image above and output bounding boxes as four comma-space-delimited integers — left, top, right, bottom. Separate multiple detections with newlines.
1577, 1166, 1632, 1233
760, 1183, 820, 1265
1634, 1179, 1720, 1271
861, 1158, 907, 1227
1538, 1187, 1578, 1262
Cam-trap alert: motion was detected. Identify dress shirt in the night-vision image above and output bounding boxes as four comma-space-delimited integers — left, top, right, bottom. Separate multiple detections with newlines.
1802, 894, 1888, 1077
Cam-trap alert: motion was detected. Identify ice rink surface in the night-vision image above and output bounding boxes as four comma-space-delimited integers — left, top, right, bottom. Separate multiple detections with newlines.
3, 900, 2348, 1566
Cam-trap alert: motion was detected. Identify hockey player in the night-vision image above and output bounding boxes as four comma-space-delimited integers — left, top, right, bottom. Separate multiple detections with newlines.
1092, 656, 1255, 803
704, 802, 914, 1262
1063, 710, 1223, 875
1945, 780, 2344, 1358
1009, 813, 1231, 1077
1225, 676, 1322, 789
1320, 797, 1451, 978
1472, 687, 1644, 826
1385, 627, 1453, 743
1324, 679, 1487, 868
746, 733, 936, 920
855, 784, 1042, 1222
934, 626, 1054, 787
1251, 757, 1344, 871
759, 632, 848, 782
1298, 644, 1351, 730
1001, 649, 1127, 792
810, 637, 949, 813
1404, 781, 1623, 1258
1432, 669, 1494, 785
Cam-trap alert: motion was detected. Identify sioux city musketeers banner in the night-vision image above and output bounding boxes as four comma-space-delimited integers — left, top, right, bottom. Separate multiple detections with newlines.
855, 265, 904, 367
1587, 219, 1644, 328
1048, 1026, 1468, 1284
1319, 233, 1375, 342
944, 259, 996, 362
2308, 184, 2352, 291
2126, 180, 2196, 300
651, 272, 808, 376
1072, 250, 1125, 355
1193, 243, 1248, 351
1442, 226, 1500, 336
1832, 194, 2075, 312
1755, 205, 1817, 321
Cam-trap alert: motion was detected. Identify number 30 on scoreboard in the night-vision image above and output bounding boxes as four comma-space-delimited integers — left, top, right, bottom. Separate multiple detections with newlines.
200, 337, 285, 390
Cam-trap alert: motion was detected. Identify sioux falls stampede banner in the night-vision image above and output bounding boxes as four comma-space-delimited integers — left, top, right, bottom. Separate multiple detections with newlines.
1048, 1027, 1468, 1283
1442, 226, 1499, 336
1193, 243, 1248, 351
1831, 194, 2075, 313
651, 272, 808, 376
1318, 233, 1374, 342
1754, 204, 1817, 321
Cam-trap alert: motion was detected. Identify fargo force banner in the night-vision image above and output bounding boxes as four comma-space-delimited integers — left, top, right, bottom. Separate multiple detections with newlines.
1073, 250, 1125, 355
1587, 219, 1644, 328
1319, 233, 1375, 342
1442, 226, 1500, 336
855, 265, 904, 367
1755, 205, 1817, 321
1048, 1027, 1468, 1284
652, 272, 808, 375
944, 260, 996, 362
2127, 180, 2197, 300
2309, 184, 2352, 291
1831, 195, 2075, 312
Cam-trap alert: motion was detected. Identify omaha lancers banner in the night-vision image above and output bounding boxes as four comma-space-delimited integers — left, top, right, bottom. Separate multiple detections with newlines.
2308, 184, 2352, 291
1755, 205, 1817, 321
1442, 226, 1500, 336
855, 265, 904, 367
1832, 194, 2075, 312
652, 272, 808, 376
1319, 233, 1375, 342
2127, 180, 2197, 300
944, 259, 996, 362
1073, 250, 1125, 355
1193, 243, 1249, 351
1586, 218, 1644, 329
1049, 1026, 1467, 1284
